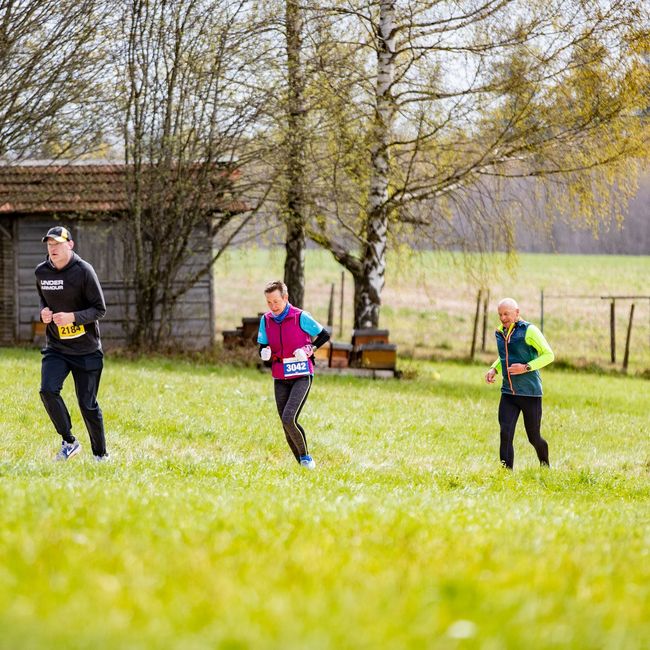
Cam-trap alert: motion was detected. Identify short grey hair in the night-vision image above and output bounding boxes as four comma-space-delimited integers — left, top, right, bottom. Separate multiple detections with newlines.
498, 297, 519, 310
264, 280, 288, 297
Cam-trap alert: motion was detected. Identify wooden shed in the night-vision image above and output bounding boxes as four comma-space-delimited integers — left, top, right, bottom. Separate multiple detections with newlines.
0, 161, 240, 349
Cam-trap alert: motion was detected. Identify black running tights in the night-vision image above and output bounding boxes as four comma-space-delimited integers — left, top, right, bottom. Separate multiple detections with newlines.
498, 393, 549, 469
273, 376, 312, 462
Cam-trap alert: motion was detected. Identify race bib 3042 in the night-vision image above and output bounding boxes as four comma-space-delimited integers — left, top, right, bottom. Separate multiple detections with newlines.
57, 324, 86, 339
282, 357, 310, 377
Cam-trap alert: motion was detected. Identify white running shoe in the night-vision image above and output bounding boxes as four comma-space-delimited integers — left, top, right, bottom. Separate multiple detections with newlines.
299, 455, 316, 470
55, 440, 81, 461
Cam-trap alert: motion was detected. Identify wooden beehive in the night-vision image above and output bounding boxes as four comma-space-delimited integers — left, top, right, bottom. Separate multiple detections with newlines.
358, 342, 397, 370
240, 316, 261, 344
350, 328, 390, 366
32, 320, 47, 337
222, 329, 244, 349
32, 319, 47, 345
329, 341, 353, 368
351, 328, 390, 349
313, 340, 331, 367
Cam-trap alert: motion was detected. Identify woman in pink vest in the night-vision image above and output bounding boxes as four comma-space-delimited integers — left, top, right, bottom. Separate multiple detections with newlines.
258, 280, 330, 469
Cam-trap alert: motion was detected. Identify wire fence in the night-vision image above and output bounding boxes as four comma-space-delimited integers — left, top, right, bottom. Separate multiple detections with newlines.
466, 290, 650, 373
213, 249, 650, 374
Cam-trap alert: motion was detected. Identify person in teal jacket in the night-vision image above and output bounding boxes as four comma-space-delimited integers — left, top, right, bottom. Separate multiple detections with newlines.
485, 298, 554, 469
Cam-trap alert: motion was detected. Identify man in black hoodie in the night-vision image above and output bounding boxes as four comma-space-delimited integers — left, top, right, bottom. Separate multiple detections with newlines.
35, 226, 109, 461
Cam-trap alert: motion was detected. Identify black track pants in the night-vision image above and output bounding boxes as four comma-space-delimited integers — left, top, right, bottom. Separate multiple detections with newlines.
498, 392, 549, 469
40, 349, 106, 457
274, 376, 312, 462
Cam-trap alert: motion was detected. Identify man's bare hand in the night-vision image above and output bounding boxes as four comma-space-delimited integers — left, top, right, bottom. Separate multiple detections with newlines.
508, 363, 529, 375
485, 368, 497, 384
52, 312, 75, 326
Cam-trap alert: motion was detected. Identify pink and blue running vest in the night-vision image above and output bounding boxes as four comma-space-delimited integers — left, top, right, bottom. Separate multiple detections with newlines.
264, 305, 314, 380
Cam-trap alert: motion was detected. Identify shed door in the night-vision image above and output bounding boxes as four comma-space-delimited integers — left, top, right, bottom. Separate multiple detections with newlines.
0, 218, 15, 344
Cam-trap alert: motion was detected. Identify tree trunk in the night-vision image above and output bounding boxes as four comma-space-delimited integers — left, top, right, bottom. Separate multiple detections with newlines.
352, 266, 384, 329
133, 281, 156, 349
284, 217, 305, 306
355, 0, 395, 329
283, 0, 306, 308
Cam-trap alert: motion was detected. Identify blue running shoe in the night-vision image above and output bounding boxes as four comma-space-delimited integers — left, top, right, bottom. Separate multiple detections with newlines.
299, 455, 316, 470
94, 453, 110, 463
55, 440, 81, 461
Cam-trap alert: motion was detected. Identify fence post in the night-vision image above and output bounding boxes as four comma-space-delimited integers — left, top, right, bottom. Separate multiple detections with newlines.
339, 272, 345, 337
470, 289, 482, 360
327, 283, 335, 327
622, 303, 635, 372
481, 288, 490, 352
610, 299, 616, 364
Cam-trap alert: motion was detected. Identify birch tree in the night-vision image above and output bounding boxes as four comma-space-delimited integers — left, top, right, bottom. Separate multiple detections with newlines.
306, 0, 650, 328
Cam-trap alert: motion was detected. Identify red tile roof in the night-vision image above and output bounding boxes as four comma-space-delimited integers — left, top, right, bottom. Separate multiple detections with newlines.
0, 162, 246, 214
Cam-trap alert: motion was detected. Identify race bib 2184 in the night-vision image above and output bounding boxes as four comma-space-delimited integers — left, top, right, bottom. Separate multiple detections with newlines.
57, 324, 86, 339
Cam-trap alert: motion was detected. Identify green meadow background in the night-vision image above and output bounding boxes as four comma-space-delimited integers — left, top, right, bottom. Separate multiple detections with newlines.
1, 251, 649, 648
215, 249, 650, 373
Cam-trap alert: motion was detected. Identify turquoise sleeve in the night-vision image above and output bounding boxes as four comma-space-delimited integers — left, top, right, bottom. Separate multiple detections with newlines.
300, 311, 324, 337
257, 316, 268, 345
525, 324, 554, 371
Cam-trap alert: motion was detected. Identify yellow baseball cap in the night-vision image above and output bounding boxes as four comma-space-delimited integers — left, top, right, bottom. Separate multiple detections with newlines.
42, 226, 72, 243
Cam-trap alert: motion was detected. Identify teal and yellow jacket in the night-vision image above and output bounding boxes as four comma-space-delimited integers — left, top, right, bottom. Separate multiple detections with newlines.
491, 320, 554, 397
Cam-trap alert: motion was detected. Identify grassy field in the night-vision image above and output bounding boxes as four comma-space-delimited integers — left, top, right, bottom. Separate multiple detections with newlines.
0, 347, 648, 649
214, 249, 650, 373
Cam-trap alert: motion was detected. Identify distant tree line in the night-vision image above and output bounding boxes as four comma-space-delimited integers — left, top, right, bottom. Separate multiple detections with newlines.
1, 0, 649, 348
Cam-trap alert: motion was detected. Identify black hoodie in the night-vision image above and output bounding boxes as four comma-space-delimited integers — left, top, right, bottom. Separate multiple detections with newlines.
35, 252, 106, 355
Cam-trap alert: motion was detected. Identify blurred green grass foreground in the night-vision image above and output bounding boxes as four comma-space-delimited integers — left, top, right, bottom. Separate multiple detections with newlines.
0, 347, 648, 649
